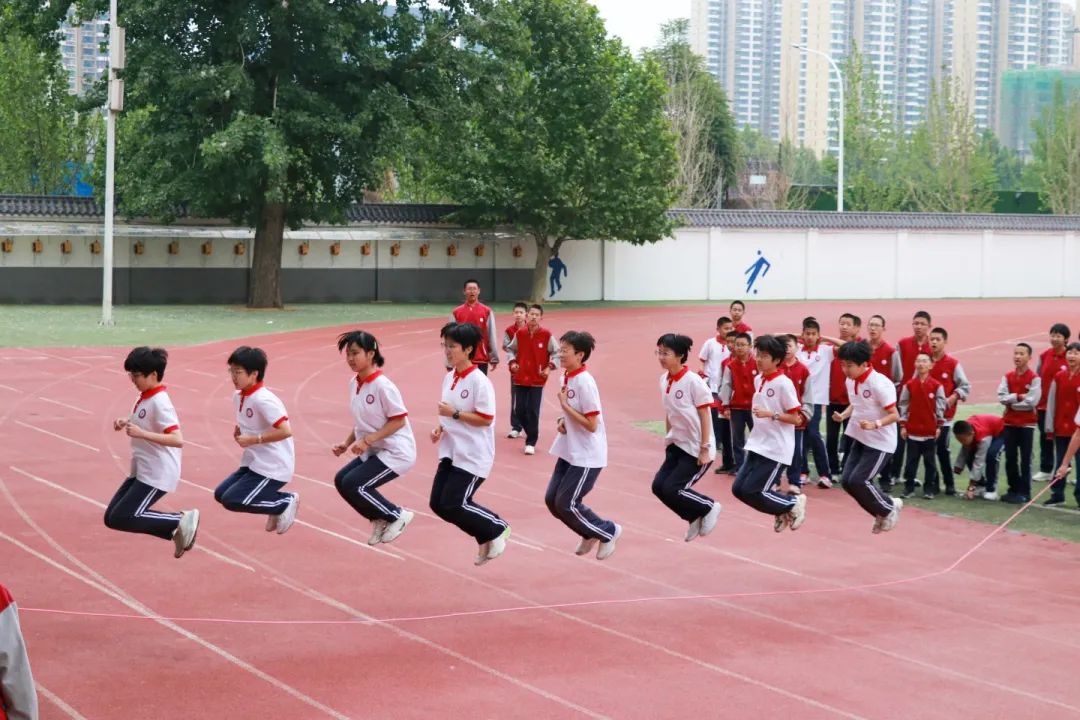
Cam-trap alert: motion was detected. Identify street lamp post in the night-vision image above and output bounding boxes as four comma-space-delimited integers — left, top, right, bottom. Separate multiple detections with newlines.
793, 43, 844, 212
102, 0, 124, 325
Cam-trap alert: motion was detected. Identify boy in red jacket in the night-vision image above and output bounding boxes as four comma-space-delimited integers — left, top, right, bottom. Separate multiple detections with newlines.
898, 352, 946, 498
0, 583, 37, 720
720, 332, 759, 471
506, 304, 559, 456
503, 302, 529, 438
1035, 323, 1071, 481
952, 415, 1006, 501
997, 343, 1041, 503
929, 327, 971, 495
1044, 341, 1080, 506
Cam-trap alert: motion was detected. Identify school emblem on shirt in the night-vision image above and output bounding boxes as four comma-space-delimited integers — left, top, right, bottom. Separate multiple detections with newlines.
675, 390, 684, 399
567, 389, 576, 399
928, 392, 934, 398
766, 388, 775, 398
863, 389, 872, 398
941, 372, 948, 379
137, 409, 146, 419
460, 389, 470, 399
246, 408, 254, 417
366, 394, 375, 405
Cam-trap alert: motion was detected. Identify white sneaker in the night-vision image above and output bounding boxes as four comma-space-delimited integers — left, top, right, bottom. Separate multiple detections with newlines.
367, 519, 388, 546
524, 445, 536, 455
817, 476, 833, 489
381, 509, 414, 544
596, 524, 622, 561
773, 513, 790, 533
276, 493, 300, 535
685, 517, 703, 542
574, 536, 599, 556
474, 541, 492, 566
173, 509, 200, 559
507, 429, 521, 439
881, 497, 903, 532
981, 490, 999, 501
800, 473, 809, 484
914, 478, 923, 487
1033, 471, 1051, 482
789, 494, 807, 531
486, 526, 511, 561
699, 502, 722, 537
265, 512, 279, 532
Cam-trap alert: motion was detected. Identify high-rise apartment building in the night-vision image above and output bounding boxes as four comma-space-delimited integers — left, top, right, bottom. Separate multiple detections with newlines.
58, 10, 109, 95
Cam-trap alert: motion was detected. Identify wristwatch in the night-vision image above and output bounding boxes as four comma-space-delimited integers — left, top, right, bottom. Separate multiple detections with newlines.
452, 410, 461, 420
772, 412, 779, 421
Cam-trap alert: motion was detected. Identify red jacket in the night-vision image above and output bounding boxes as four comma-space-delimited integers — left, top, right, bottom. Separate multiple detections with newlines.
503, 322, 525, 383
1047, 368, 1080, 438
829, 345, 848, 405
451, 302, 496, 365
900, 375, 944, 437
968, 414, 1005, 442
724, 355, 759, 411
507, 326, 558, 387
1037, 347, 1069, 411
930, 354, 966, 421
1000, 368, 1039, 427
896, 335, 932, 383
780, 359, 810, 429
735, 321, 753, 336
870, 341, 896, 382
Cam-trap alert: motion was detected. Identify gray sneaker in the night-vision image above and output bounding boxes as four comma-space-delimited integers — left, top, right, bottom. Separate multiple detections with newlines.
276, 492, 300, 535
380, 510, 413, 544
173, 509, 200, 559
685, 517, 703, 542
367, 519, 388, 546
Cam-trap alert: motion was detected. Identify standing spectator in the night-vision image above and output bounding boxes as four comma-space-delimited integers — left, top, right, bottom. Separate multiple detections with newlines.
1035, 324, 1071, 481
928, 327, 971, 496
1044, 342, 1080, 506
720, 332, 758, 471
506, 304, 559, 456
891, 310, 934, 490
797, 317, 833, 487
449, 278, 500, 374
503, 302, 528, 438
897, 352, 945, 498
729, 300, 753, 339
699, 316, 734, 473
997, 343, 1041, 504
823, 313, 862, 481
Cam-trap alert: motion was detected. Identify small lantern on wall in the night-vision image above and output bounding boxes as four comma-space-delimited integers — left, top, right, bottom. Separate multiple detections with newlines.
390, 242, 401, 257
201, 241, 213, 255
32, 239, 43, 254
168, 240, 180, 255
329, 241, 341, 256
1, 238, 13, 253
298, 241, 310, 256
512, 244, 523, 258
474, 243, 485, 257
234, 241, 246, 256
60, 240, 73, 254
419, 243, 430, 257
89, 240, 101, 255
133, 241, 145, 255
360, 242, 372, 256
447, 242, 458, 257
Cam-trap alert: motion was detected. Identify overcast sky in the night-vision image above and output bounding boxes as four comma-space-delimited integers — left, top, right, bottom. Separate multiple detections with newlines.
590, 0, 1077, 55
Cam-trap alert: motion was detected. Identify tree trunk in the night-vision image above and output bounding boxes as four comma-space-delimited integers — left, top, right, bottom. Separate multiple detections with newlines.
530, 235, 564, 303
248, 202, 285, 308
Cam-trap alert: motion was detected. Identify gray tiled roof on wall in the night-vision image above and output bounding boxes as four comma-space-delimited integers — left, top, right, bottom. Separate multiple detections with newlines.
3, 194, 1080, 231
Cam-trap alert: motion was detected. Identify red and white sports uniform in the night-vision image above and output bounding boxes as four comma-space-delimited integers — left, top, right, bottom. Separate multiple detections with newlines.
550, 366, 607, 468
438, 365, 497, 477
450, 302, 500, 366
349, 371, 416, 475
129, 385, 181, 492
845, 369, 898, 453
744, 371, 801, 465
662, 367, 716, 461
698, 336, 730, 394
235, 382, 294, 482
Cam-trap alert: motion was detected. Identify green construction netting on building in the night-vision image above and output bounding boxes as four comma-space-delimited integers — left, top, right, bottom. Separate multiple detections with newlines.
999, 68, 1080, 158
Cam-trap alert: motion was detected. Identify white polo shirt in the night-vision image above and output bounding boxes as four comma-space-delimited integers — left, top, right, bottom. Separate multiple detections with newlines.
844, 369, 898, 453
698, 337, 731, 394
550, 366, 607, 468
349, 371, 416, 476
661, 367, 716, 460
129, 386, 181, 493
797, 342, 833, 405
439, 365, 496, 478
743, 371, 800, 465
234, 382, 295, 483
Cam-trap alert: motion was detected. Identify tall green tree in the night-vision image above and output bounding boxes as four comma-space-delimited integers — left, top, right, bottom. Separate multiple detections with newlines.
979, 131, 1025, 191
1029, 81, 1080, 214
0, 20, 95, 194
426, 0, 678, 302
644, 19, 736, 208
11, 0, 480, 307
901, 77, 997, 213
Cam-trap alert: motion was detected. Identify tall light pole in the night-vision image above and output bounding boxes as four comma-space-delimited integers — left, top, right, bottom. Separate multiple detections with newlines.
793, 43, 844, 212
102, 0, 124, 325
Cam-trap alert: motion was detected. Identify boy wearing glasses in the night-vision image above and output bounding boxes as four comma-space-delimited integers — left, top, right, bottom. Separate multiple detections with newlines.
106, 346, 199, 558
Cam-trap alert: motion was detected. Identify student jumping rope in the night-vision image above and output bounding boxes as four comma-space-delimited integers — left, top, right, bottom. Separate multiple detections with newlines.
331, 331, 416, 545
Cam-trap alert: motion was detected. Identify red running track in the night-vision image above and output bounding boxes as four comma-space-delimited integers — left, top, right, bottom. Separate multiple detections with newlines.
2, 298, 1080, 719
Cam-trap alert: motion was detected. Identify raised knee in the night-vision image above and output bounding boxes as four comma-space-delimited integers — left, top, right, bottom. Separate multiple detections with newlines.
103, 508, 121, 530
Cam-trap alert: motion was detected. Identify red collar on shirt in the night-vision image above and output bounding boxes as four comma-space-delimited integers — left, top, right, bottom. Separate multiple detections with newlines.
762, 370, 782, 382
240, 381, 264, 398
853, 367, 873, 393
451, 364, 477, 390
666, 366, 689, 393
802, 341, 820, 353
133, 385, 167, 412
356, 370, 383, 393
563, 364, 587, 386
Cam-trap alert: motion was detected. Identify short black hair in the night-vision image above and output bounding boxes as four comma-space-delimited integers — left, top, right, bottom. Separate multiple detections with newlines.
1067, 341, 1080, 353
730, 300, 746, 310
657, 333, 693, 363
463, 278, 480, 289
560, 331, 596, 362
913, 311, 932, 323
915, 351, 932, 361
513, 302, 529, 312
869, 314, 886, 327
952, 420, 974, 437
337, 330, 385, 367
441, 322, 483, 360
734, 332, 752, 344
754, 334, 786, 363
783, 333, 799, 346
802, 318, 821, 332
228, 346, 268, 381
716, 315, 732, 327
124, 346, 168, 381
725, 331, 739, 339
1051, 323, 1072, 340
837, 340, 872, 366
840, 312, 862, 327
1016, 342, 1033, 356
930, 327, 948, 341
528, 303, 544, 315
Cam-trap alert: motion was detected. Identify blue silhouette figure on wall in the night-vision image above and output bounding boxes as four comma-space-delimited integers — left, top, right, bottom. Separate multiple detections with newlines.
548, 251, 568, 297
744, 250, 771, 295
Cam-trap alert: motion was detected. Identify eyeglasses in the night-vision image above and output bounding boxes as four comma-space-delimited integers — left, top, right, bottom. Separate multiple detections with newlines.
127, 371, 145, 379
227, 368, 248, 376
655, 350, 675, 358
